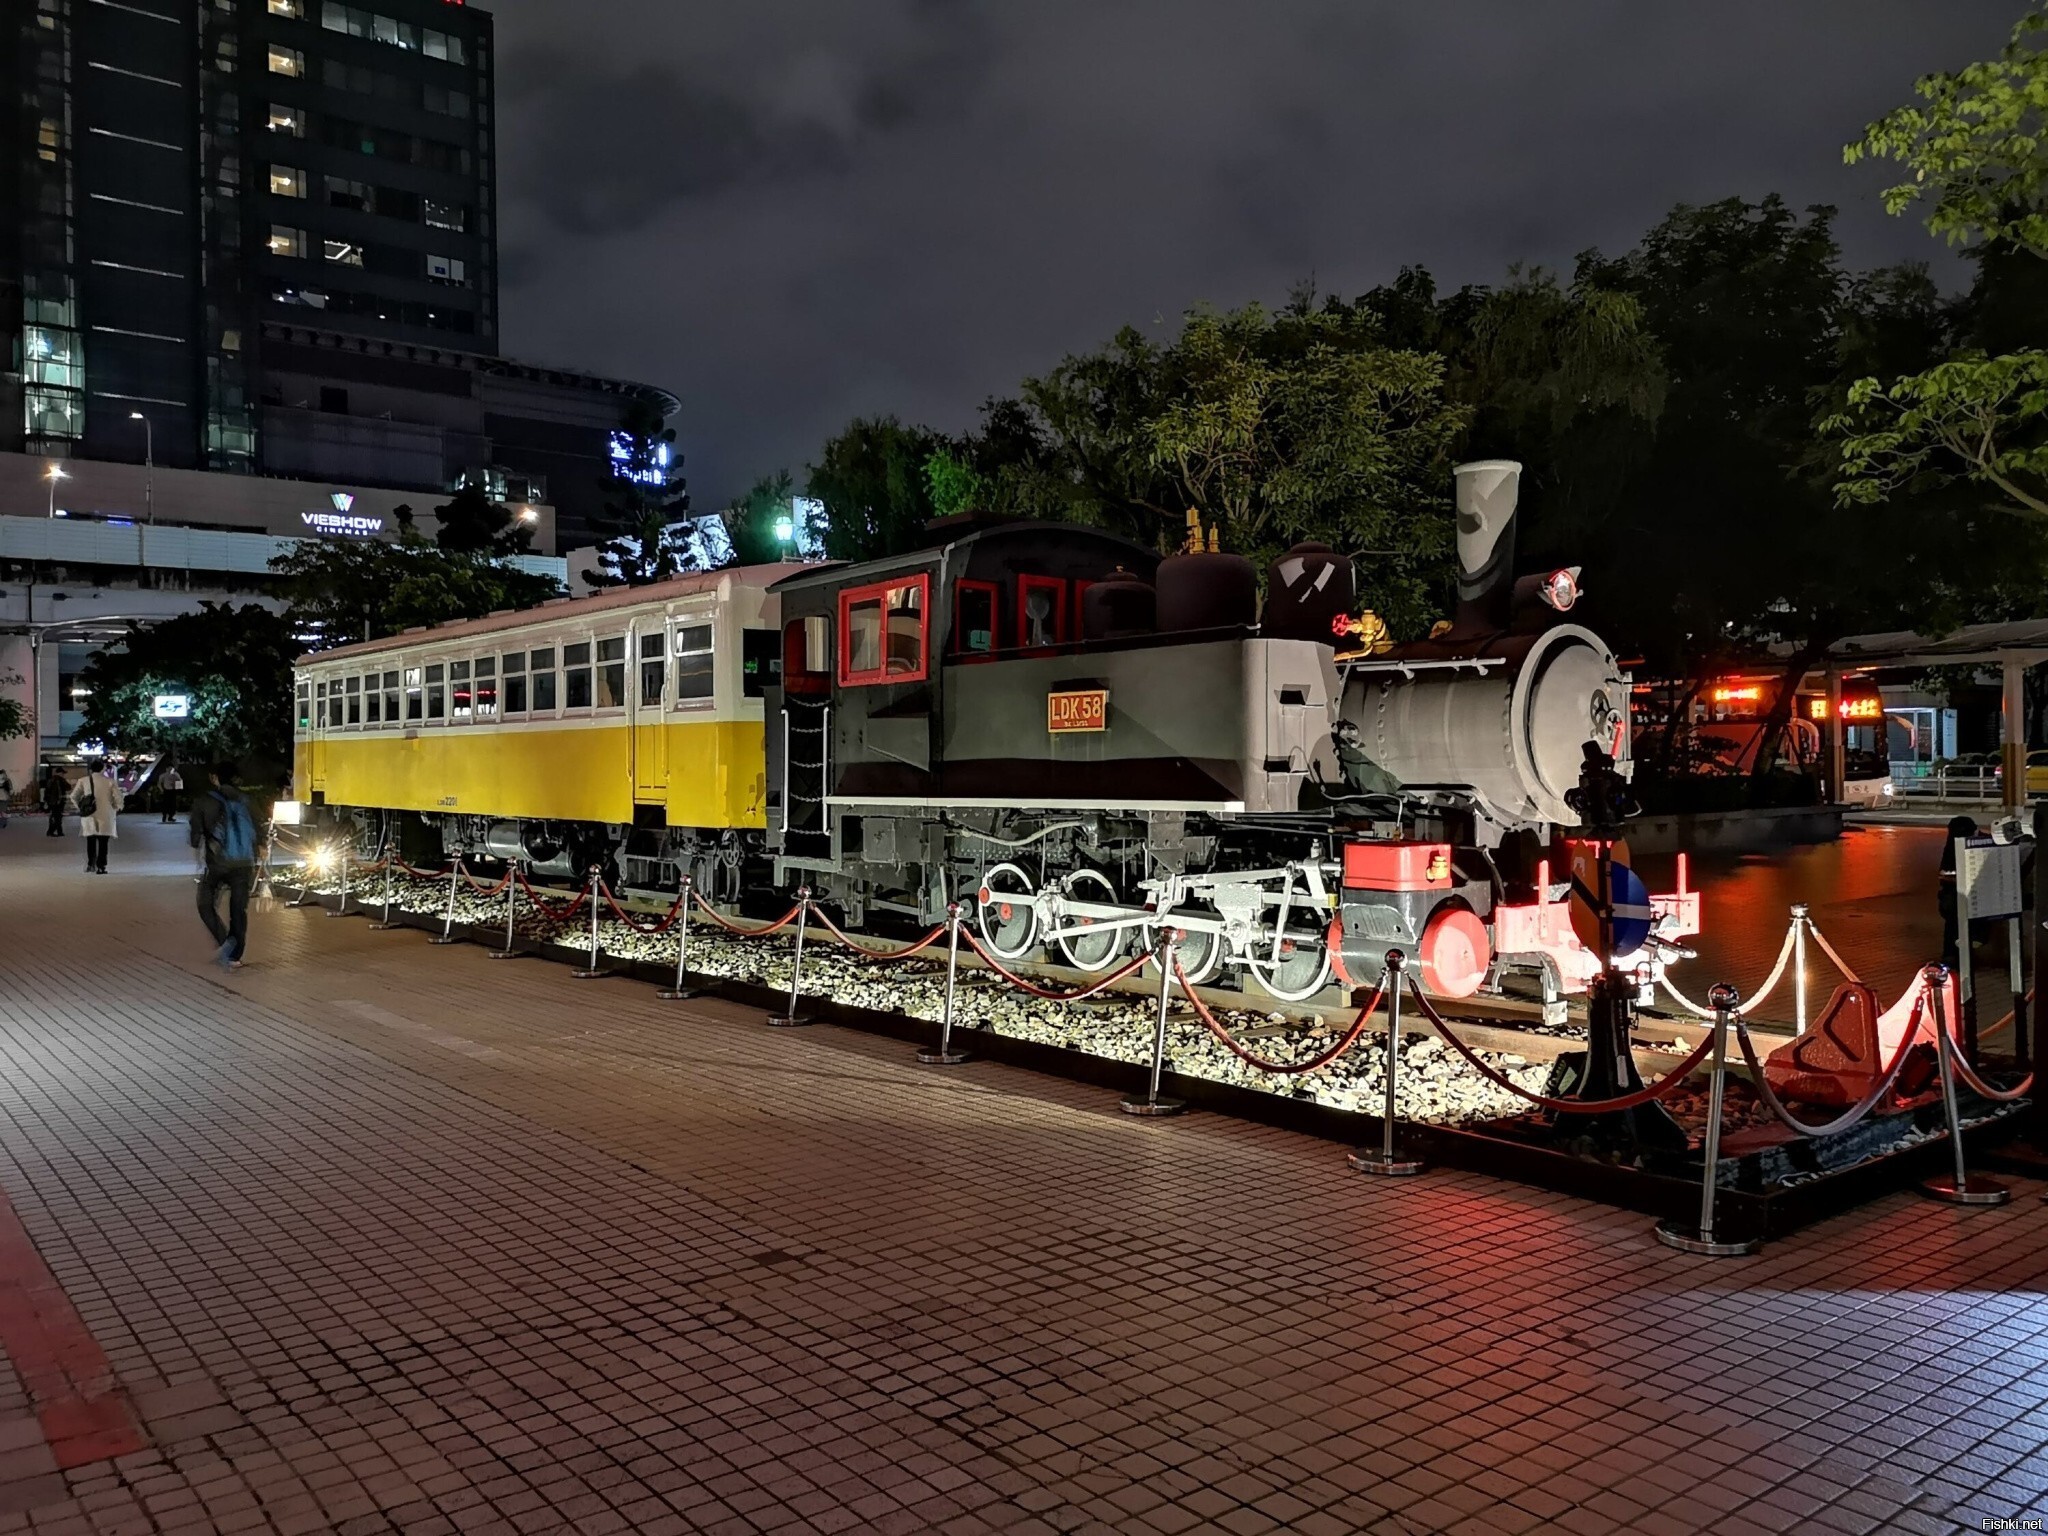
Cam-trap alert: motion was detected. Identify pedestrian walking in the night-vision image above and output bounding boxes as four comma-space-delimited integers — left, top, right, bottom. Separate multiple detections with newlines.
41, 767, 68, 837
158, 761, 184, 823
72, 758, 123, 874
191, 761, 261, 970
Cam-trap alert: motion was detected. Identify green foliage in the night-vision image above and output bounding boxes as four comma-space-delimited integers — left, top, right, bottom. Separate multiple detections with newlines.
806, 417, 946, 562
1834, 5, 2048, 521
922, 449, 987, 519
71, 603, 298, 775
719, 471, 798, 567
270, 534, 564, 645
587, 398, 693, 588
0, 697, 27, 741
1828, 350, 2048, 517
1847, 2, 2048, 258
433, 482, 533, 555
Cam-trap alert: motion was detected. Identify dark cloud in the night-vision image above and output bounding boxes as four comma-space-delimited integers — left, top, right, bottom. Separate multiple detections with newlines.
480, 0, 2018, 512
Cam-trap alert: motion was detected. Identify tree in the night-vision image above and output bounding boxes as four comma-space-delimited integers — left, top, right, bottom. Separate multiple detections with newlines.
0, 698, 27, 741
586, 398, 692, 588
805, 417, 947, 562
718, 471, 798, 567
71, 603, 298, 776
270, 535, 564, 646
1833, 3, 2048, 518
922, 449, 987, 519
433, 482, 532, 555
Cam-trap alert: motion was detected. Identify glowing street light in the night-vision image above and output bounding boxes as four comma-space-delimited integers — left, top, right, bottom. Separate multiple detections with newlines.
44, 463, 66, 519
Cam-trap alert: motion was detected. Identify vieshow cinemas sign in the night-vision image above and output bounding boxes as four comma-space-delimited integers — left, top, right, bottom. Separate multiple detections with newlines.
300, 492, 384, 538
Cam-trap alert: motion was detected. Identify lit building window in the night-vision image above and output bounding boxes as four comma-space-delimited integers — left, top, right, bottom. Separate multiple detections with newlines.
323, 239, 363, 266
425, 253, 465, 285
424, 199, 464, 232
266, 45, 304, 76
268, 225, 306, 257
267, 104, 304, 135
267, 0, 303, 14
269, 165, 305, 197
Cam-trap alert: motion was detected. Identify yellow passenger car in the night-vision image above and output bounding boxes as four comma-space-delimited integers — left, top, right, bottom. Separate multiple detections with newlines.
292, 565, 806, 880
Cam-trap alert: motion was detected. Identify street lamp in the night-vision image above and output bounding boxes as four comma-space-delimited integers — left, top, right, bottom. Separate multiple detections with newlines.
129, 412, 153, 524
44, 463, 66, 519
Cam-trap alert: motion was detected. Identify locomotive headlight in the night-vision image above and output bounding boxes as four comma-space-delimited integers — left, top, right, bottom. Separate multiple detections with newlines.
304, 843, 333, 874
271, 800, 304, 826
1539, 566, 1581, 612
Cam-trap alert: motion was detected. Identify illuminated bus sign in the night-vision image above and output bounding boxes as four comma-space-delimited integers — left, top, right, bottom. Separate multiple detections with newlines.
1808, 696, 1883, 721
1711, 685, 1762, 704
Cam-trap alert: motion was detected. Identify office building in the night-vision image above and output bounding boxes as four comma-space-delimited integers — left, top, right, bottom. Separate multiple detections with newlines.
0, 0, 677, 548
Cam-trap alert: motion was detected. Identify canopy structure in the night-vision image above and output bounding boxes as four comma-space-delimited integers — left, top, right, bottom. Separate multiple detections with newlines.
1819, 620, 2048, 808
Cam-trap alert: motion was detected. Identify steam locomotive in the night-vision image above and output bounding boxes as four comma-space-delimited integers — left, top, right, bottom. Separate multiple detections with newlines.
291, 460, 1695, 1007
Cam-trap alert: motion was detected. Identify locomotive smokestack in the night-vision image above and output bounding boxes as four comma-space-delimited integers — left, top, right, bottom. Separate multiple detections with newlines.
1452, 459, 1521, 636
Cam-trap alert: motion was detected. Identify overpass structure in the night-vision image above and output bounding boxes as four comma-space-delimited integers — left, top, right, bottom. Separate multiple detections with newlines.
0, 515, 566, 789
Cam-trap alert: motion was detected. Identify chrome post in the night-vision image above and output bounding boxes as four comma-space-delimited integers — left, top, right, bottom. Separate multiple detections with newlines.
658, 874, 700, 999
766, 888, 815, 1026
328, 848, 351, 917
1792, 904, 1808, 1034
487, 864, 522, 960
1348, 951, 1423, 1175
1121, 930, 1185, 1116
368, 850, 400, 930
1656, 983, 1762, 1254
291, 848, 315, 907
427, 858, 461, 944
1919, 964, 2011, 1205
918, 901, 970, 1065
572, 867, 613, 979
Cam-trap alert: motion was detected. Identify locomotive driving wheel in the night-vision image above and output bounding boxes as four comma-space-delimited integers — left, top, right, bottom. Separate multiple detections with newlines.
976, 862, 1039, 960
1142, 914, 1224, 986
1248, 929, 1334, 1003
1056, 869, 1126, 972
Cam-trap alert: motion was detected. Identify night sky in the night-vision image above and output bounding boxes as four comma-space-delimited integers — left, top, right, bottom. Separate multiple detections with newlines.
483, 1, 2015, 508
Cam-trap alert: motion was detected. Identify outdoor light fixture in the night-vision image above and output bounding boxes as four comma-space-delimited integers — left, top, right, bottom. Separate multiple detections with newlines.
517, 506, 539, 524
44, 462, 66, 518
773, 517, 795, 542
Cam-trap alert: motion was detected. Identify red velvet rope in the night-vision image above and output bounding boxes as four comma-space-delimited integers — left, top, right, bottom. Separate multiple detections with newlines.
963, 932, 1151, 1000
461, 866, 515, 897
392, 857, 452, 881
514, 868, 590, 922
1173, 960, 1386, 1075
1405, 979, 1717, 1114
599, 881, 687, 935
810, 906, 947, 962
1948, 1049, 2035, 1104
690, 889, 803, 936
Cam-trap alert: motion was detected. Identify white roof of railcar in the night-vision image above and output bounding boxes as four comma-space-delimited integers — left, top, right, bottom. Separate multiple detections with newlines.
299, 562, 817, 666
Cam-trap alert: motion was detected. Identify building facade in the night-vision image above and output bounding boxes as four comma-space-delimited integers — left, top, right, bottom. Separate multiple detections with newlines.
1, 0, 677, 548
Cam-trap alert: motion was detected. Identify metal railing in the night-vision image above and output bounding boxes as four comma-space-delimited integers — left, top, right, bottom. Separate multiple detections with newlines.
1889, 763, 2005, 802
0, 514, 566, 582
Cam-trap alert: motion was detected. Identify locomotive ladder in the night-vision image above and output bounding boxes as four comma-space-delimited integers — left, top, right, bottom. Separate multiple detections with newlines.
780, 698, 834, 864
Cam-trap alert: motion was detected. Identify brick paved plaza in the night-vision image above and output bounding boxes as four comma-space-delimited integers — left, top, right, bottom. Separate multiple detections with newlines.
0, 820, 2044, 1535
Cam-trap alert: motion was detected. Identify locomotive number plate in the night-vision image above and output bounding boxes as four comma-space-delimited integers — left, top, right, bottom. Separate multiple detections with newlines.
1047, 688, 1108, 733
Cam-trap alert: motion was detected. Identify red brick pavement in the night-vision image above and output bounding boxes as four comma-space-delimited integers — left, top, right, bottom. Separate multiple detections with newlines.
0, 819, 2044, 1534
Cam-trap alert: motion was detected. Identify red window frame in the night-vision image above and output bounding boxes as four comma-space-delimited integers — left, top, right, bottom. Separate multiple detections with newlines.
1017, 574, 1067, 649
838, 573, 931, 687
953, 579, 1000, 659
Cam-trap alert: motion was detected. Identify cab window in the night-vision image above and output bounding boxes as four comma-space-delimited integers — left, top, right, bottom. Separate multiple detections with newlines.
838, 575, 929, 686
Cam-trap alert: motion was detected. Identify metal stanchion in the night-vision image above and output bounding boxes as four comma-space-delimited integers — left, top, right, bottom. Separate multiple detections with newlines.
918, 902, 970, 1065
1919, 963, 2012, 1205
427, 858, 462, 945
766, 889, 815, 1027
571, 868, 613, 979
487, 864, 522, 960
327, 849, 352, 917
658, 875, 700, 1000
1791, 904, 1808, 1035
290, 847, 317, 907
368, 851, 401, 930
1656, 983, 1762, 1254
1121, 931, 1185, 1116
1348, 950, 1423, 1176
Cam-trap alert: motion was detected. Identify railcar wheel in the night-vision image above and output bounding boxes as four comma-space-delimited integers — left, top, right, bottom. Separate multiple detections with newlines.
977, 862, 1039, 960
1143, 915, 1224, 986
1056, 869, 1125, 972
1249, 933, 1334, 1003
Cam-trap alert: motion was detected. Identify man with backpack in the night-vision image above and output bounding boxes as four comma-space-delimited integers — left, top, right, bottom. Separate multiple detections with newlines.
191, 761, 260, 970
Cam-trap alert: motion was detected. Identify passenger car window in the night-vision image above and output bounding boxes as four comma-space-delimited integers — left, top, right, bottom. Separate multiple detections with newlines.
501, 652, 526, 714
674, 622, 713, 703
564, 641, 592, 709
530, 648, 557, 713
597, 636, 626, 708
838, 576, 928, 686
639, 632, 665, 707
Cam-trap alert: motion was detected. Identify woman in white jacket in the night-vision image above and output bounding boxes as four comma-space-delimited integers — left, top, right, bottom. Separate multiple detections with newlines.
73, 758, 124, 874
